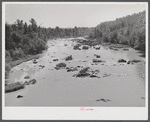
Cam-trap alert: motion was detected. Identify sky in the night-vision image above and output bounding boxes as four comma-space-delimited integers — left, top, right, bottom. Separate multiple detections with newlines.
5, 3, 147, 28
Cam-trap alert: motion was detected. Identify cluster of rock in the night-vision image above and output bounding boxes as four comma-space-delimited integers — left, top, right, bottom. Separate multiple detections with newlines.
55, 62, 66, 70
66, 67, 78, 72
73, 45, 81, 50
82, 45, 89, 50
65, 55, 73, 61
109, 45, 130, 51
118, 59, 142, 64
94, 46, 101, 50
94, 54, 101, 58
73, 67, 100, 78
23, 79, 37, 85
93, 59, 104, 63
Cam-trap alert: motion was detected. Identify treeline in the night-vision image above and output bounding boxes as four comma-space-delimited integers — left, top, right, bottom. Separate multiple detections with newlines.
5, 18, 49, 62
89, 11, 146, 51
5, 18, 89, 78
5, 19, 86, 63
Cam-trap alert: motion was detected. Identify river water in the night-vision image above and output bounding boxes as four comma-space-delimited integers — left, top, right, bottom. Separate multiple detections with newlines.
5, 38, 146, 106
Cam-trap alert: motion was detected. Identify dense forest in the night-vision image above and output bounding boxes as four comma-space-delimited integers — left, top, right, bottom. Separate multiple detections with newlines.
5, 19, 89, 62
5, 19, 85, 63
89, 11, 146, 51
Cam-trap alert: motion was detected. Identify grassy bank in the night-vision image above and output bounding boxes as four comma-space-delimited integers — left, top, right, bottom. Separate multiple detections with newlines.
5, 53, 44, 93
5, 53, 43, 81
10, 54, 41, 67
5, 82, 25, 93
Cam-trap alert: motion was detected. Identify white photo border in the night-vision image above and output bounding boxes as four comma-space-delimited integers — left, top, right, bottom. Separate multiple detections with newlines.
2, 2, 148, 120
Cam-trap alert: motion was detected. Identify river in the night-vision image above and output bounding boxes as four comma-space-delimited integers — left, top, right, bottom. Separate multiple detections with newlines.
5, 38, 145, 106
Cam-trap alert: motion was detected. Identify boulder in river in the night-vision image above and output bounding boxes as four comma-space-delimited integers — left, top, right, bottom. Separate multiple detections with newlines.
118, 59, 127, 63
66, 67, 78, 72
24, 75, 30, 79
82, 46, 89, 50
29, 79, 37, 84
39, 65, 45, 69
93, 59, 104, 63
17, 95, 23, 98
131, 59, 141, 63
103, 73, 111, 77
79, 67, 90, 74
53, 59, 58, 61
75, 67, 90, 77
127, 59, 141, 64
94, 54, 101, 58
23, 81, 30, 85
73, 45, 81, 50
90, 74, 100, 78
33, 59, 37, 64
96, 98, 110, 102
76, 73, 90, 77
127, 60, 132, 64
64, 44, 67, 46
65, 55, 73, 61
55, 63, 66, 70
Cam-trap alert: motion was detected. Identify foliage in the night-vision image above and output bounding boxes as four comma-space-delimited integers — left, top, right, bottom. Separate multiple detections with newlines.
90, 11, 146, 51
5, 18, 48, 63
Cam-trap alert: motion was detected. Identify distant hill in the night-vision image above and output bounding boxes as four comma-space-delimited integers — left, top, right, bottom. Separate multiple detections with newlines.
89, 11, 146, 51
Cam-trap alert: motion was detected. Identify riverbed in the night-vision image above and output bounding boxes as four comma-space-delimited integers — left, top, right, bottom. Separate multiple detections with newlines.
5, 38, 146, 106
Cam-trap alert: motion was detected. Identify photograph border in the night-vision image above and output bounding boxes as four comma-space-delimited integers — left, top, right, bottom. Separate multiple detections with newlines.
2, 2, 149, 120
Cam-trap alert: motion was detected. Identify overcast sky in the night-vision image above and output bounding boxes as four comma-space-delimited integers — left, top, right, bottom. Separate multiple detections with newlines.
5, 3, 147, 28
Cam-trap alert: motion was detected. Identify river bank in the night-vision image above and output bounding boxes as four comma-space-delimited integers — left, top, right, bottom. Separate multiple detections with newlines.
5, 38, 146, 106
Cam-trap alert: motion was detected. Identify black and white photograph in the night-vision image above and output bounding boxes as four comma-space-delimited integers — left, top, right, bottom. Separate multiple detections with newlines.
2, 2, 148, 120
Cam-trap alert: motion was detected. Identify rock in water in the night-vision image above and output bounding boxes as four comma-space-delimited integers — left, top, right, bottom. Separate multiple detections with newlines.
90, 74, 100, 78
96, 98, 110, 102
93, 59, 104, 63
17, 95, 23, 98
74, 67, 90, 77
82, 46, 89, 50
76, 73, 90, 77
29, 79, 37, 84
118, 59, 127, 63
24, 75, 30, 79
132, 59, 141, 63
94, 54, 101, 58
67, 67, 78, 72
127, 60, 132, 64
53, 59, 58, 61
23, 81, 30, 85
65, 55, 73, 61
33, 59, 37, 64
73, 45, 81, 50
79, 67, 90, 74
56, 63, 66, 68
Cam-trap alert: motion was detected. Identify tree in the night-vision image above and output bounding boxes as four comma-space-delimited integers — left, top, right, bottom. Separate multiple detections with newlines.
55, 26, 60, 37
29, 18, 37, 32
74, 26, 79, 37
16, 19, 23, 30
24, 22, 28, 34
